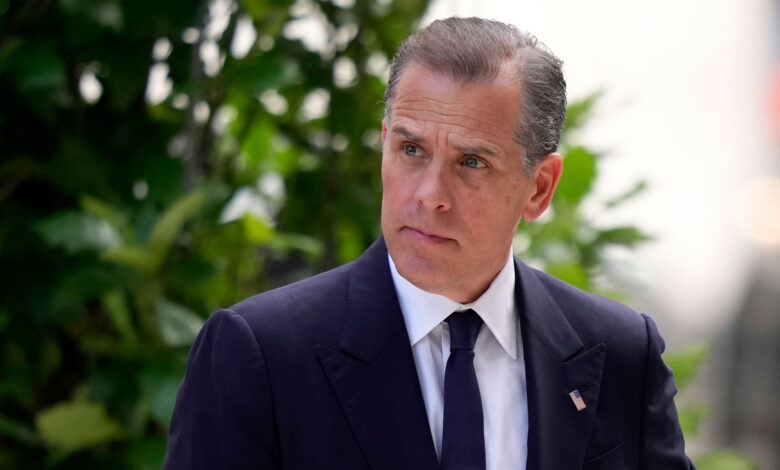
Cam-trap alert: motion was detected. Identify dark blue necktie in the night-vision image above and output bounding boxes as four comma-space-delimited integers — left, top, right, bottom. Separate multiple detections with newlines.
441, 309, 486, 470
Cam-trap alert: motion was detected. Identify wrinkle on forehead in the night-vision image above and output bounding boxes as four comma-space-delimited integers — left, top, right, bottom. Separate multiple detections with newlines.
389, 79, 521, 129
394, 100, 512, 128
390, 101, 517, 146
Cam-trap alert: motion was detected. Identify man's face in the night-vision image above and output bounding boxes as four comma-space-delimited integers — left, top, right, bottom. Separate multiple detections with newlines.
380, 64, 560, 303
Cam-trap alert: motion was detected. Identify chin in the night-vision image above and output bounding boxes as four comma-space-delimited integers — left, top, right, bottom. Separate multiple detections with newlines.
393, 252, 450, 291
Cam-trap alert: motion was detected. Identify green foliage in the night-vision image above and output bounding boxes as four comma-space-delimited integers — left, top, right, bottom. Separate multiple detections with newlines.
666, 343, 711, 390
555, 147, 597, 205
678, 402, 710, 438
154, 299, 204, 348
696, 450, 756, 470
666, 345, 714, 440
666, 346, 755, 467
0, 0, 428, 468
515, 91, 651, 297
37, 211, 122, 254
35, 400, 124, 452
562, 90, 603, 136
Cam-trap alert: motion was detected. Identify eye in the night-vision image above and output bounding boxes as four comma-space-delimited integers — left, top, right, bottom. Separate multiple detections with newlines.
462, 156, 486, 169
402, 143, 421, 157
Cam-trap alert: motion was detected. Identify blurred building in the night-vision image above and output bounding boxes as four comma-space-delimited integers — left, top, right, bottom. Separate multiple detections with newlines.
723, 252, 780, 468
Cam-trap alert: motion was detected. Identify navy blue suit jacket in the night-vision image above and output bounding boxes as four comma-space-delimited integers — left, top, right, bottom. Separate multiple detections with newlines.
163, 238, 694, 469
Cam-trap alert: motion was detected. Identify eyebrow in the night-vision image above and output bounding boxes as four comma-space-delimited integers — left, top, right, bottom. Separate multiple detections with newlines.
391, 126, 425, 143
454, 143, 497, 157
391, 125, 498, 157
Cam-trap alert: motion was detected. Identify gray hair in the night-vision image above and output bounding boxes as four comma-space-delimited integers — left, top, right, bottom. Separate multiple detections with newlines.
384, 17, 567, 174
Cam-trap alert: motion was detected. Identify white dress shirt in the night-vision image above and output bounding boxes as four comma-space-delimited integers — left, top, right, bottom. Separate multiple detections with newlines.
388, 253, 528, 470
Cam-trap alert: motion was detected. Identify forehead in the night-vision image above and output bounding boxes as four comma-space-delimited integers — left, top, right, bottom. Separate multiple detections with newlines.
387, 64, 522, 144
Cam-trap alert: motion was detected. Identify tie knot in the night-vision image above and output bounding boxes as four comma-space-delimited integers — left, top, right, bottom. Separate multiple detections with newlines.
446, 309, 483, 351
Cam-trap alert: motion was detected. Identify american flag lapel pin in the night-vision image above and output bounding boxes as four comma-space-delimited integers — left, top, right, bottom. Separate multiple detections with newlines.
569, 389, 587, 411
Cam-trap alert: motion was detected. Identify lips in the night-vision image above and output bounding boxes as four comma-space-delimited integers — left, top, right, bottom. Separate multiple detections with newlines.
404, 226, 453, 243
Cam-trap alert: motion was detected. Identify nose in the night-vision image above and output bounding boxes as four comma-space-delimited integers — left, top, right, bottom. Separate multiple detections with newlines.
415, 160, 452, 212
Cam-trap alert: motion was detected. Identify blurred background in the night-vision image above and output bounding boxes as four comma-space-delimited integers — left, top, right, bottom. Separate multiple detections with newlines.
0, 0, 776, 468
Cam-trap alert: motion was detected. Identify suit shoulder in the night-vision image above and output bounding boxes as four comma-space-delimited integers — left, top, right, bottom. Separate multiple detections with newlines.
531, 266, 638, 315
530, 266, 649, 343
233, 262, 350, 309
224, 261, 353, 336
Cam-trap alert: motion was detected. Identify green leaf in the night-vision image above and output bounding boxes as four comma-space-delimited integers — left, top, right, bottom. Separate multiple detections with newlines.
336, 221, 364, 264
147, 190, 207, 267
102, 245, 156, 273
6, 41, 66, 92
269, 233, 325, 257
604, 180, 648, 208
555, 147, 597, 206
88, 1, 124, 31
37, 211, 122, 254
241, 213, 274, 243
695, 449, 756, 470
147, 374, 182, 428
35, 400, 124, 451
59, 0, 124, 30
225, 53, 301, 95
241, 120, 275, 170
102, 290, 138, 347
138, 358, 186, 429
39, 264, 114, 319
47, 138, 113, 196
677, 403, 709, 438
591, 288, 626, 303
80, 194, 134, 241
124, 438, 167, 470
546, 263, 588, 289
0, 414, 42, 446
594, 227, 652, 248
563, 91, 602, 134
155, 299, 204, 348
665, 344, 710, 390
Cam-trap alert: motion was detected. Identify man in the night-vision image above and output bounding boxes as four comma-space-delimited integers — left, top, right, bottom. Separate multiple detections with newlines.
164, 17, 694, 469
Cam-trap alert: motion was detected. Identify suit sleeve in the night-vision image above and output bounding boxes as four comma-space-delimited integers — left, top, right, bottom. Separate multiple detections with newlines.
162, 308, 281, 470
639, 313, 696, 470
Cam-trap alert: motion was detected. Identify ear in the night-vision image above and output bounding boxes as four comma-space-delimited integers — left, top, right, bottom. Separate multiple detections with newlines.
381, 118, 388, 144
522, 152, 563, 221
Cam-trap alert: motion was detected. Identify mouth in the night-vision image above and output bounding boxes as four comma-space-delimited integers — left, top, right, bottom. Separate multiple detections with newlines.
404, 226, 453, 243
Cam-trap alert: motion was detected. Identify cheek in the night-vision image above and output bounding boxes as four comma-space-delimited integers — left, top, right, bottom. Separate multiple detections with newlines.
381, 163, 405, 211
381, 165, 394, 194
380, 157, 395, 192
506, 178, 531, 212
464, 190, 523, 233
460, 196, 495, 230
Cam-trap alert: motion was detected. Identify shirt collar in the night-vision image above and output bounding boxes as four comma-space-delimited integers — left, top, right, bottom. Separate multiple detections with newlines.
388, 252, 518, 359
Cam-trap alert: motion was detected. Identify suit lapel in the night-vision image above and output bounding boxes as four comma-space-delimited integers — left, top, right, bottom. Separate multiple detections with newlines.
516, 260, 606, 470
316, 241, 606, 469
317, 238, 439, 470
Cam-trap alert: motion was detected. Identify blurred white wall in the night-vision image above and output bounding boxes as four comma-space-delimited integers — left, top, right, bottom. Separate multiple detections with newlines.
424, 0, 778, 343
